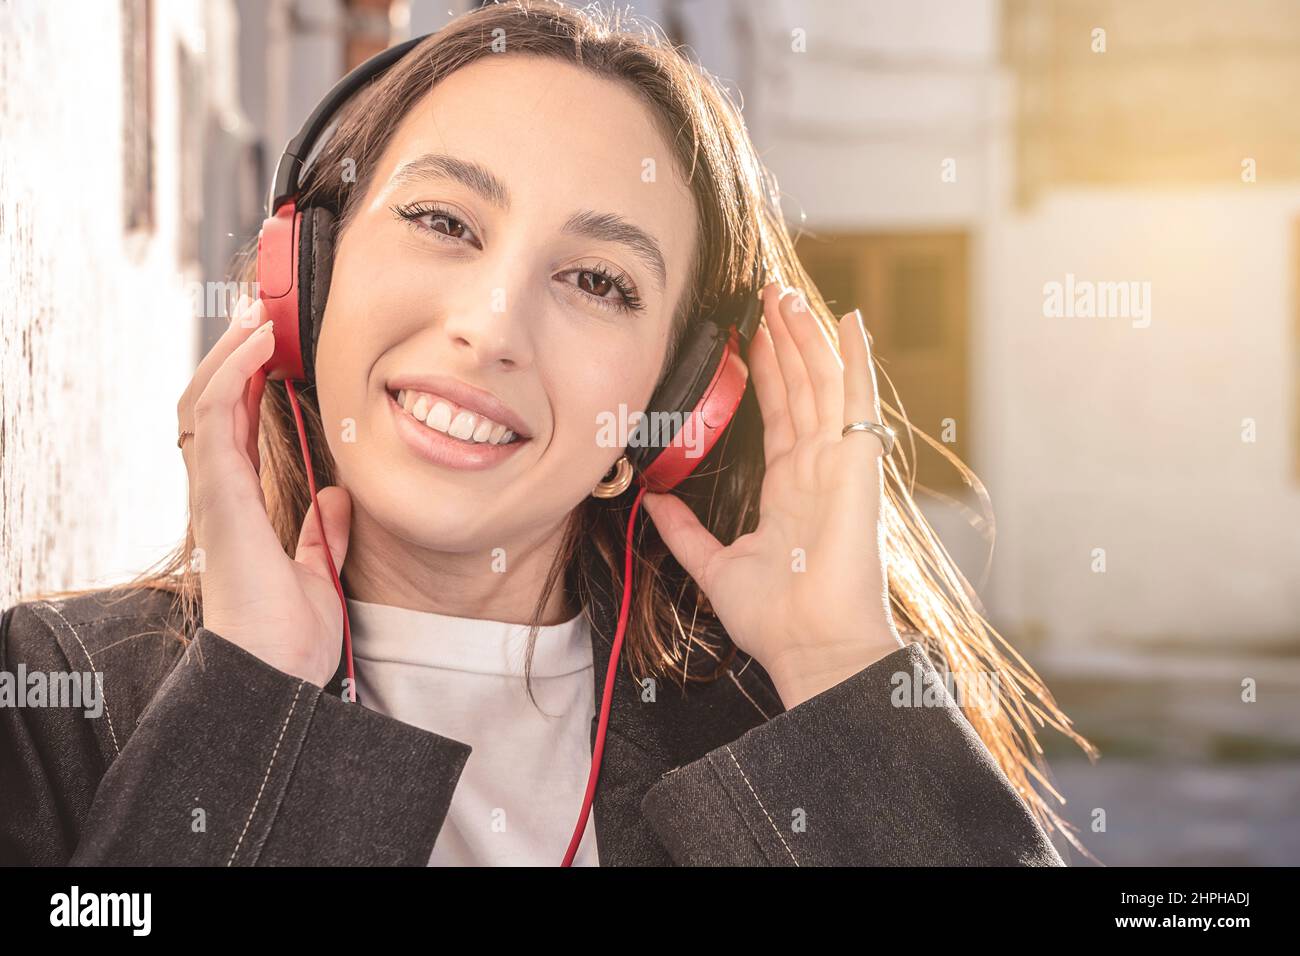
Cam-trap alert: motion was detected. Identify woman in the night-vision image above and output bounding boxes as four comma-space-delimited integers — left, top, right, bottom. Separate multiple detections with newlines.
0, 0, 1094, 866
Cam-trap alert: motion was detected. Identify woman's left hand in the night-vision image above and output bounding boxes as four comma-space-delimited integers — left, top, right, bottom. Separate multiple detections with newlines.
642, 282, 904, 710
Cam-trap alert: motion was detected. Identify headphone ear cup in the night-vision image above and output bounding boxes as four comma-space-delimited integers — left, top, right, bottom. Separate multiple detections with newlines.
629, 325, 748, 492
296, 205, 336, 383
257, 202, 305, 381
626, 323, 723, 474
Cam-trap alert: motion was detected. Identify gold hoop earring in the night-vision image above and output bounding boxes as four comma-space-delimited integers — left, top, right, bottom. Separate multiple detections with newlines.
592, 455, 634, 498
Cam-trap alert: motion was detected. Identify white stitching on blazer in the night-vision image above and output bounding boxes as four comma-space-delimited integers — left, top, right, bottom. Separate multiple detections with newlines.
228, 680, 304, 866
724, 744, 799, 866
40, 601, 122, 757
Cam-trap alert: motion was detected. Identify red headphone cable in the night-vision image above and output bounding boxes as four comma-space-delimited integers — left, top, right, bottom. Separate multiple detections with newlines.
283, 374, 641, 863
284, 379, 357, 704
561, 481, 646, 866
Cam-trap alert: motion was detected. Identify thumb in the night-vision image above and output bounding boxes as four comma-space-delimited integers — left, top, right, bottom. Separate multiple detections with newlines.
642, 492, 722, 591
295, 485, 352, 578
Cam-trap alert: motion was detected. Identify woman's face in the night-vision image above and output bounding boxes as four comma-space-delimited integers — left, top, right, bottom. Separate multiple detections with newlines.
315, 54, 698, 553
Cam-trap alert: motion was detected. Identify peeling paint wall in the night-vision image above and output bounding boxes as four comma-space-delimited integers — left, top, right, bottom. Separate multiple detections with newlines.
0, 1, 216, 607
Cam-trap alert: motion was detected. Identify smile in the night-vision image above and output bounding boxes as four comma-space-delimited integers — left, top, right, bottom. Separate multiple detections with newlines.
394, 388, 519, 445
387, 389, 530, 470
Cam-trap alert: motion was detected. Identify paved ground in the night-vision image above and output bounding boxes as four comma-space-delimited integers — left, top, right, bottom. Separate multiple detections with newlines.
1010, 650, 1300, 865
1046, 759, 1300, 866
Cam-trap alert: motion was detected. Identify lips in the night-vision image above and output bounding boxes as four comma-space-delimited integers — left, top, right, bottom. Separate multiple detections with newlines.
386, 390, 528, 470
392, 387, 518, 445
385, 374, 532, 439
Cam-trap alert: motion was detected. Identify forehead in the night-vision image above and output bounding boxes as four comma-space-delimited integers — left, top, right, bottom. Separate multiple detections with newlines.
371, 54, 697, 285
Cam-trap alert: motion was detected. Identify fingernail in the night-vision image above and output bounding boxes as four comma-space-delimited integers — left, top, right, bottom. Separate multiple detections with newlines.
254, 320, 274, 336
229, 294, 251, 325
241, 298, 264, 328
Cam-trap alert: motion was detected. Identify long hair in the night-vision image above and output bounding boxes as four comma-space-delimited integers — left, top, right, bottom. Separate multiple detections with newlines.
31, 0, 1097, 856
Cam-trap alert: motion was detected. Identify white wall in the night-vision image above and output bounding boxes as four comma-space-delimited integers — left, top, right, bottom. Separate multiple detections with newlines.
979, 187, 1300, 647
0, 0, 218, 605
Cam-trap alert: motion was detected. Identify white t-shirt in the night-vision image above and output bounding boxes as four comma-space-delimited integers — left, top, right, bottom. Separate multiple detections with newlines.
346, 598, 600, 867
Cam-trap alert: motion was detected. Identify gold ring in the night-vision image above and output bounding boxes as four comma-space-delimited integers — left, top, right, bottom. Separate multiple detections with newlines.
177, 429, 195, 450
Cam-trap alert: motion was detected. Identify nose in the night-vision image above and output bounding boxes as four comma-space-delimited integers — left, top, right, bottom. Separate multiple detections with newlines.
441, 282, 536, 371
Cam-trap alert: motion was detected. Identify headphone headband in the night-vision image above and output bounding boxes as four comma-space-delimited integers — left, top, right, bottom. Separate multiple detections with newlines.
262, 28, 767, 400
267, 33, 431, 215
267, 28, 768, 329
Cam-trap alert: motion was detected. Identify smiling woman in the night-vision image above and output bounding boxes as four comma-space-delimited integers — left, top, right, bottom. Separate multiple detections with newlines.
1, 0, 1095, 868
311, 50, 701, 572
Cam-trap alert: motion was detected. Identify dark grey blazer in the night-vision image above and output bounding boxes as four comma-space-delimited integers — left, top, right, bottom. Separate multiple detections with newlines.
0, 547, 1065, 866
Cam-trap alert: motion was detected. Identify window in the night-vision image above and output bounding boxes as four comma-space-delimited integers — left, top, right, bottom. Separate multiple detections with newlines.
177, 41, 204, 267
795, 232, 970, 493
121, 0, 154, 234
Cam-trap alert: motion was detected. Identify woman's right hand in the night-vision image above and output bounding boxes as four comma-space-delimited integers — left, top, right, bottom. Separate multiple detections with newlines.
177, 294, 352, 688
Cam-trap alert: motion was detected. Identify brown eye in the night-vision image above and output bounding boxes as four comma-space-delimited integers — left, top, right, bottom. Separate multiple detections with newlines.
557, 262, 644, 315
391, 201, 481, 248
428, 213, 466, 240
577, 270, 613, 298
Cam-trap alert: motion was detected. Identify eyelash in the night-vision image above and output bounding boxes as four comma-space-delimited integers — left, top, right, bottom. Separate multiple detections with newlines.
390, 200, 645, 315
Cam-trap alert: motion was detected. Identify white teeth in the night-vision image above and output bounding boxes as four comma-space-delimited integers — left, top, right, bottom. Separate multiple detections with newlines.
394, 388, 518, 445
426, 401, 453, 432
448, 410, 476, 440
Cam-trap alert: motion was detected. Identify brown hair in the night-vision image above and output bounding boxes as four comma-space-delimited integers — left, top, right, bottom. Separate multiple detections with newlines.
34, 0, 1096, 857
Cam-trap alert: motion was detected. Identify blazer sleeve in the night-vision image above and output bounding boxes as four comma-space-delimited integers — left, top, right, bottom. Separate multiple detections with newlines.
639, 641, 1066, 866
0, 607, 472, 866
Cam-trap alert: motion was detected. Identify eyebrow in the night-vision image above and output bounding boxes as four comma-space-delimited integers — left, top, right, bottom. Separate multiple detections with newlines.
388, 152, 667, 293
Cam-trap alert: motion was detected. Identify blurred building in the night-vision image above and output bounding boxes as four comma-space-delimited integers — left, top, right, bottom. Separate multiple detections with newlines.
702, 0, 1300, 660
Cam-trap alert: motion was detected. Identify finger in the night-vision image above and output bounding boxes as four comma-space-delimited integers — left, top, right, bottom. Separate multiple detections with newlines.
764, 285, 819, 439
181, 298, 263, 512
178, 297, 264, 426
747, 292, 796, 462
191, 318, 277, 505
188, 319, 283, 569
782, 288, 845, 438
295, 485, 352, 579
840, 307, 882, 424
241, 367, 267, 473
839, 308, 888, 463
642, 492, 723, 593
177, 297, 267, 480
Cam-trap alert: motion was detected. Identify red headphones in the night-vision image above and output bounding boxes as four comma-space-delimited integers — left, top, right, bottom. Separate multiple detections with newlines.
254, 31, 765, 866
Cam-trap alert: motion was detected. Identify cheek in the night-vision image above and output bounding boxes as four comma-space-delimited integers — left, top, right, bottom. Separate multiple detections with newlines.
546, 333, 663, 460
311, 264, 393, 459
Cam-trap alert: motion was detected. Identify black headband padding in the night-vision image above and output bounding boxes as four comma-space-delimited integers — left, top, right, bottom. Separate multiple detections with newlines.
296, 205, 336, 382
625, 322, 730, 471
